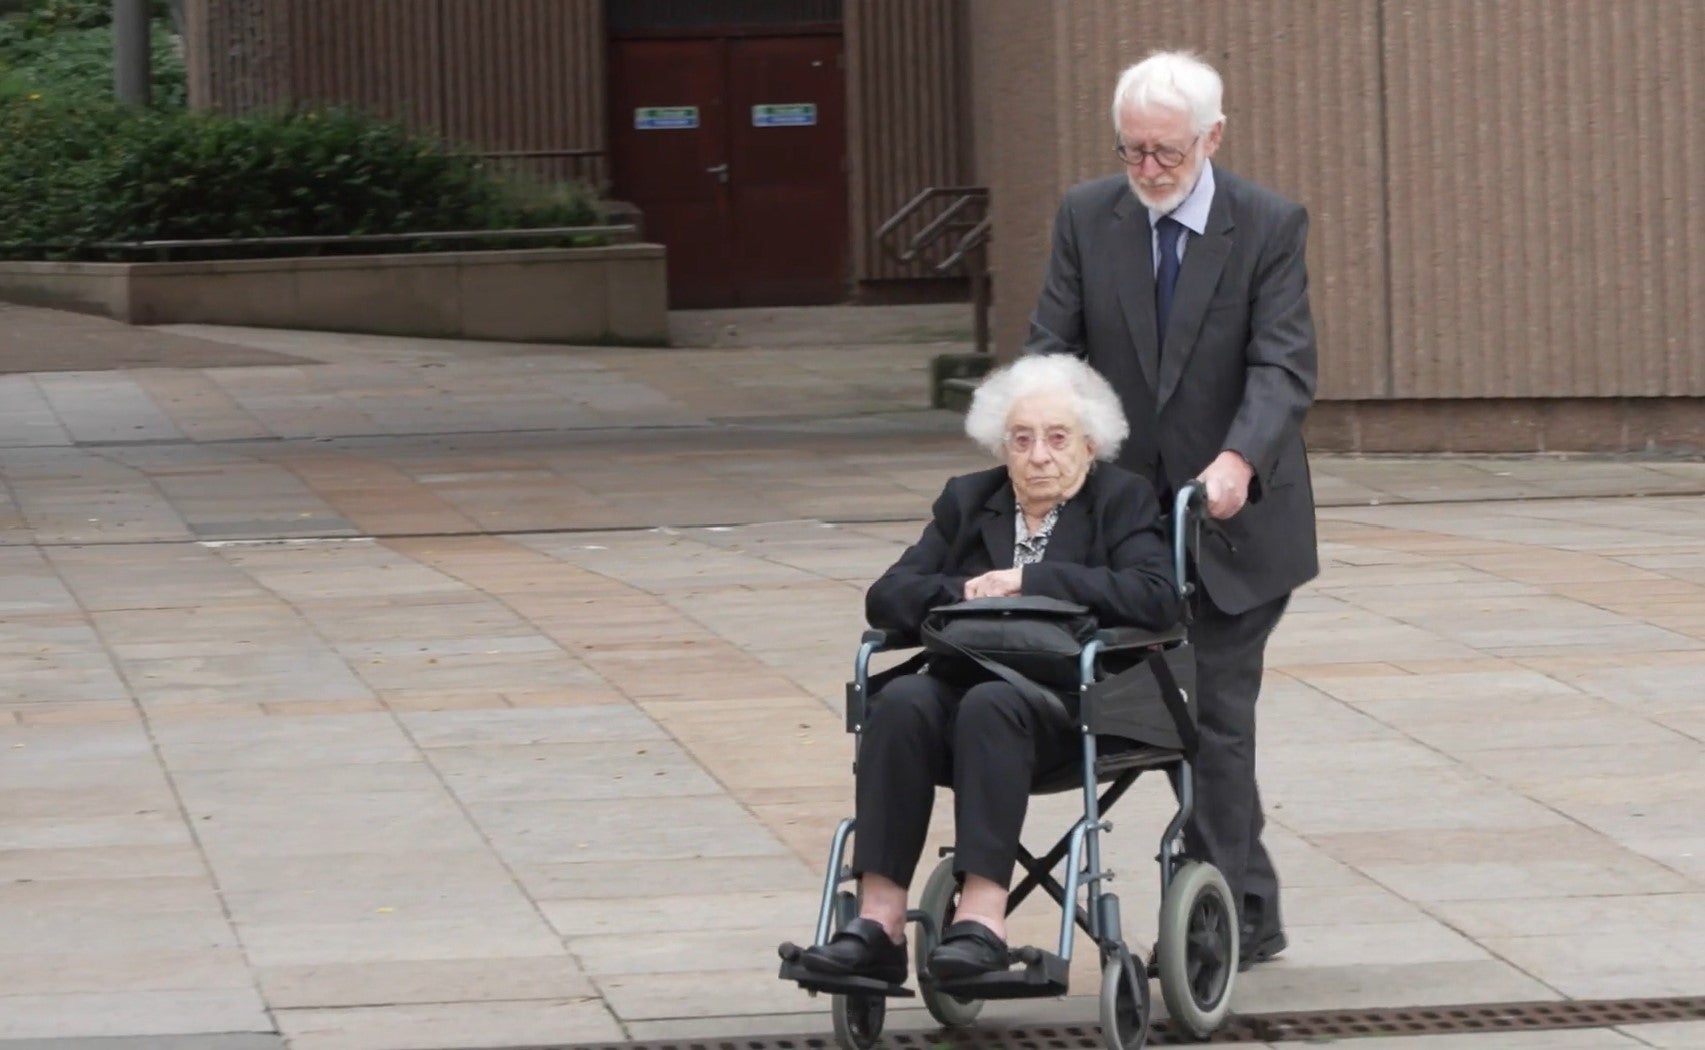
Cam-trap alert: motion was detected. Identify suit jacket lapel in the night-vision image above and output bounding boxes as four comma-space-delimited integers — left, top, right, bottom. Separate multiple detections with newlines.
1039, 496, 1092, 567
1111, 188, 1160, 392
978, 484, 1015, 570
1157, 187, 1235, 411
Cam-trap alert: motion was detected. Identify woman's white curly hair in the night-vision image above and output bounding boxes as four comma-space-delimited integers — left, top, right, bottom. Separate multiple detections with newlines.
964, 354, 1129, 462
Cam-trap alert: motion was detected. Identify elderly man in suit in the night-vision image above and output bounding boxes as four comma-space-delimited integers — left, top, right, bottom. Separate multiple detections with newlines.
1026, 49, 1319, 971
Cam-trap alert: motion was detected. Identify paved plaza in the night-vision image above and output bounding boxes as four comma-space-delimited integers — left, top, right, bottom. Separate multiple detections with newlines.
1, 303, 1703, 1049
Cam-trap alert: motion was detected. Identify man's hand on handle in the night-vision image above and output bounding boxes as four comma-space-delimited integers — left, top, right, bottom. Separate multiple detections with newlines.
1197, 450, 1254, 520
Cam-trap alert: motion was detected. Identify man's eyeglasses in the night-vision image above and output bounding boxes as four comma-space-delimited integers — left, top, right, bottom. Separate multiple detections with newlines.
1114, 136, 1198, 170
1005, 428, 1076, 454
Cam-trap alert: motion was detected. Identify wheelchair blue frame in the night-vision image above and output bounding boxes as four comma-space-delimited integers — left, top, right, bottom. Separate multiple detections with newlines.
813, 481, 1207, 972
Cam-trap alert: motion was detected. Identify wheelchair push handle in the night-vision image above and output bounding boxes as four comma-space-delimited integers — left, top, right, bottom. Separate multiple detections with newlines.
1171, 480, 1207, 600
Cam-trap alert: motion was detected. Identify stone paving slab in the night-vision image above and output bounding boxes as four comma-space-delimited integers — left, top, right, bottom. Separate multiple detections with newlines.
0, 989, 271, 1041
0, 303, 308, 375
0, 1038, 283, 1050
275, 999, 623, 1050
0, 312, 1702, 1047
3, 317, 1704, 552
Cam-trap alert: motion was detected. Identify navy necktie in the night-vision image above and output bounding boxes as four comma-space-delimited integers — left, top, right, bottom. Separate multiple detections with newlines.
1155, 216, 1185, 346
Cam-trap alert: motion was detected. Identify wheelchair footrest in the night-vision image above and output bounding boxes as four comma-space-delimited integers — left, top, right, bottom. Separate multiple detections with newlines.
927, 945, 1070, 1000
776, 944, 916, 999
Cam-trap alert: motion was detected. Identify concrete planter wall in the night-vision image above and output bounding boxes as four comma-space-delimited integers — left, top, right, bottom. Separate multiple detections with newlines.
0, 244, 669, 345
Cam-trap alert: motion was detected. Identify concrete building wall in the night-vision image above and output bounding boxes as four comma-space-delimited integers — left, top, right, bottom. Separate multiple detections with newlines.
973, 1, 1705, 449
1381, 0, 1704, 400
846, 0, 973, 285
185, 0, 970, 289
177, 2, 1705, 449
184, 0, 608, 187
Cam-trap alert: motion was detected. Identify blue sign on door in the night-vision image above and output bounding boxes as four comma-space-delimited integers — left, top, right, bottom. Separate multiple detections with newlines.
635, 106, 700, 130
752, 103, 818, 127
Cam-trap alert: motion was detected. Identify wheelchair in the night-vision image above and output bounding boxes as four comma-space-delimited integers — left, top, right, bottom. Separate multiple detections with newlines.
777, 481, 1237, 1050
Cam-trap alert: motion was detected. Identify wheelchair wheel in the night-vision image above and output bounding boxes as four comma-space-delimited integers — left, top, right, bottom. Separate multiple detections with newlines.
1155, 861, 1237, 1039
831, 992, 885, 1050
915, 855, 985, 1027
827, 888, 886, 1050
1098, 946, 1151, 1050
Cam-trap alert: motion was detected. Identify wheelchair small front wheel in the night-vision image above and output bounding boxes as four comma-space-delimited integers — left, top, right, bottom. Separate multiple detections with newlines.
831, 992, 885, 1050
1098, 946, 1151, 1050
915, 855, 985, 1027
1156, 860, 1237, 1038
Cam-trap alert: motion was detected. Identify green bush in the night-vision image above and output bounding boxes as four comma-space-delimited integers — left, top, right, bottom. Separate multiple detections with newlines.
491, 169, 604, 230
0, 0, 173, 36
0, 0, 599, 258
0, 100, 603, 259
0, 22, 186, 108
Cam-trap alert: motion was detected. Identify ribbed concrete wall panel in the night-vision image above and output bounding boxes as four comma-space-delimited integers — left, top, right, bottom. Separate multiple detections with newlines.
184, 0, 291, 113
1385, 0, 1705, 397
975, 2, 1062, 355
439, 0, 605, 184
183, 0, 213, 109
284, 0, 445, 128
1041, 1, 1390, 398
846, 0, 970, 283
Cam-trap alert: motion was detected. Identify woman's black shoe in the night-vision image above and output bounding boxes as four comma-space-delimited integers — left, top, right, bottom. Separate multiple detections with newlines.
926, 920, 1010, 981
799, 917, 908, 985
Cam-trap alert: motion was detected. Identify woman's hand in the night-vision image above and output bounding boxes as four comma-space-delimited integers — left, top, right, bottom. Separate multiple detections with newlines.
963, 568, 1023, 599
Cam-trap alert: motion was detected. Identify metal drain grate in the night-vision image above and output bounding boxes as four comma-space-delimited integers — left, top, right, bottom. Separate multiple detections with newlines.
537, 995, 1705, 1050
1242, 996, 1705, 1043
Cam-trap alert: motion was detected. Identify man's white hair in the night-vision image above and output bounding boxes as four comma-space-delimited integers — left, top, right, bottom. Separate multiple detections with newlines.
965, 354, 1129, 462
1110, 50, 1225, 134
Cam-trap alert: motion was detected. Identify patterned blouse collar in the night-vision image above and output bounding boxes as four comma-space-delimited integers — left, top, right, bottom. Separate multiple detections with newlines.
1013, 499, 1066, 567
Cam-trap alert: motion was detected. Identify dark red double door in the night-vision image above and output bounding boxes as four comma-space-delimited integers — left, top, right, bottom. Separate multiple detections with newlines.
609, 35, 848, 308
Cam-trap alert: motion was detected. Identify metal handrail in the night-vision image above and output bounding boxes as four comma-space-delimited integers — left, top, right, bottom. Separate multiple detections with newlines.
1, 225, 639, 264
875, 185, 993, 354
911, 197, 984, 270
83, 225, 635, 251
472, 149, 605, 160
938, 215, 991, 274
874, 186, 989, 269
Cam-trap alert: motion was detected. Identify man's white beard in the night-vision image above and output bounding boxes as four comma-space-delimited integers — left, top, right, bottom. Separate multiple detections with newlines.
1129, 175, 1189, 214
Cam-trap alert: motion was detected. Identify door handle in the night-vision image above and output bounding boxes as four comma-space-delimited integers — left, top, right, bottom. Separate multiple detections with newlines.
706, 162, 729, 184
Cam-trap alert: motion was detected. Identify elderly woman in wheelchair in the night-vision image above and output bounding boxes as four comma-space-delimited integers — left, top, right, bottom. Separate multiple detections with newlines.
779, 354, 1237, 1049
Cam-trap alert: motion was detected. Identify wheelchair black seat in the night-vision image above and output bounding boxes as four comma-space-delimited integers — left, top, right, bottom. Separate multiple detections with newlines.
1030, 736, 1180, 795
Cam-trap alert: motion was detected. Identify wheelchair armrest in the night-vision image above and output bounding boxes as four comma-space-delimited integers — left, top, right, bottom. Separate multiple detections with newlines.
860, 628, 919, 652
1093, 624, 1187, 652
849, 631, 923, 735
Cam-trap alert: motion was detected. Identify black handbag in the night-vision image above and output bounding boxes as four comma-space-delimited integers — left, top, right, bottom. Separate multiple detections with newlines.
920, 596, 1098, 717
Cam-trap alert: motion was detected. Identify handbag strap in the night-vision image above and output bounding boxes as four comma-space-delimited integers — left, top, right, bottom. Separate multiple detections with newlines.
928, 633, 1074, 724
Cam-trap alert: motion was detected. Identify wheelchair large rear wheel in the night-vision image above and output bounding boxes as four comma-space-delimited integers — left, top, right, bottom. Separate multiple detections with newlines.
915, 855, 985, 1027
1155, 861, 1237, 1038
1098, 946, 1151, 1050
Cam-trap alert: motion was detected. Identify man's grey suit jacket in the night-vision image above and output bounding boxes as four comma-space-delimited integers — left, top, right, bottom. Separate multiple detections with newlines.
1025, 167, 1319, 615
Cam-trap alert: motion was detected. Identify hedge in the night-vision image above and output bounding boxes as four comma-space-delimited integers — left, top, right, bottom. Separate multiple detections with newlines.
0, 100, 604, 260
